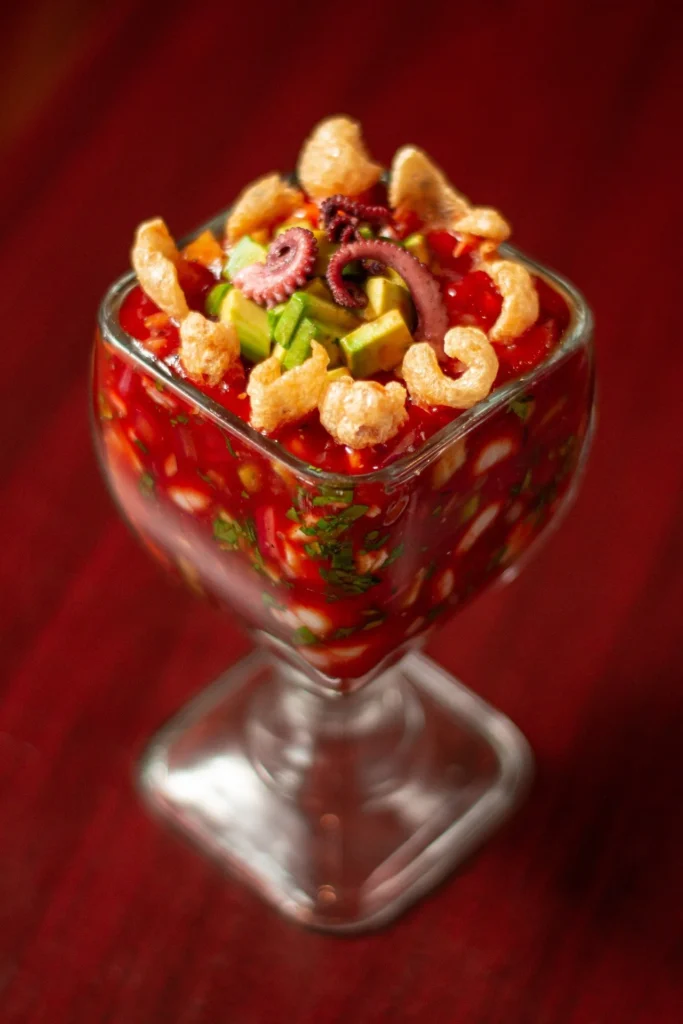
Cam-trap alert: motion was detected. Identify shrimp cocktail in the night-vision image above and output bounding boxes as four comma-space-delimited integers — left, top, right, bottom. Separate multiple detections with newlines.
93, 117, 595, 931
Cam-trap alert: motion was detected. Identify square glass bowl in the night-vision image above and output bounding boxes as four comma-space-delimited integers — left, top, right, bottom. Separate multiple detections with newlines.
92, 210, 595, 930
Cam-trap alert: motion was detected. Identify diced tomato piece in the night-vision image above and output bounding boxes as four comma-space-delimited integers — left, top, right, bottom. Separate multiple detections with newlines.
496, 321, 556, 374
444, 271, 503, 329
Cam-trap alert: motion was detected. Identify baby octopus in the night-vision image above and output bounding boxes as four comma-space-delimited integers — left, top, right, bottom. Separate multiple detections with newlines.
233, 227, 318, 308
326, 238, 448, 350
402, 326, 499, 410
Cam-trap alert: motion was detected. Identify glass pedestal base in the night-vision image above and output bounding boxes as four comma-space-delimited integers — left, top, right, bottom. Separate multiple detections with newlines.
139, 651, 533, 933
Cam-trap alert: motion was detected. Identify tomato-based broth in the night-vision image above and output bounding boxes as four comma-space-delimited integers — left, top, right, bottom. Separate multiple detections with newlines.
94, 121, 593, 684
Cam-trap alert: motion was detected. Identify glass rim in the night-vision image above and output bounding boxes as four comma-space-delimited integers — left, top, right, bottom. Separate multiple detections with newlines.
97, 207, 594, 489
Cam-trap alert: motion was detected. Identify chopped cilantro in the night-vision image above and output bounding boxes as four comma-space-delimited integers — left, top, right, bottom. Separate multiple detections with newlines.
241, 490, 250, 499
197, 469, 214, 487
384, 543, 404, 567
304, 542, 321, 559
223, 435, 237, 457
510, 393, 534, 421
312, 488, 354, 506
293, 626, 318, 646
139, 471, 155, 496
333, 626, 356, 640
362, 617, 385, 631
262, 593, 284, 609
364, 531, 390, 551
285, 508, 301, 523
427, 604, 445, 622
213, 515, 239, 548
459, 494, 480, 524
244, 518, 258, 546
425, 560, 437, 580
431, 505, 443, 518
133, 437, 149, 455
97, 392, 113, 420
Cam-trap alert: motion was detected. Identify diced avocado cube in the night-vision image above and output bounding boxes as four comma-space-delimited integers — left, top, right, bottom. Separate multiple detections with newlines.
267, 303, 286, 340
326, 366, 352, 382
295, 291, 362, 335
311, 229, 338, 276
403, 232, 430, 265
274, 293, 307, 348
205, 281, 232, 317
220, 288, 271, 362
304, 277, 333, 301
363, 276, 416, 330
282, 318, 317, 371
340, 309, 414, 378
277, 318, 341, 371
224, 236, 267, 281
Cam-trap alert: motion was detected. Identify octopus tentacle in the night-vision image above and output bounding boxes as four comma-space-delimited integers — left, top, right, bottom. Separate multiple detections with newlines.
326, 238, 448, 347
320, 194, 394, 244
233, 227, 317, 308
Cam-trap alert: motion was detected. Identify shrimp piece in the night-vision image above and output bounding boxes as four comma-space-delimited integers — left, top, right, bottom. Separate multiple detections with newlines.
297, 116, 383, 200
247, 341, 329, 433
402, 326, 498, 410
131, 218, 189, 321
226, 173, 303, 244
179, 311, 239, 386
319, 377, 408, 449
483, 260, 539, 343
389, 146, 471, 228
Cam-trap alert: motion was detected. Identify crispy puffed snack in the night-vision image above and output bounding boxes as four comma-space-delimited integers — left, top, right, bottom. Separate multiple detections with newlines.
452, 207, 511, 243
131, 218, 189, 321
483, 260, 539, 343
297, 116, 383, 200
247, 342, 329, 434
226, 173, 303, 244
319, 377, 408, 449
179, 312, 239, 387
182, 229, 224, 268
389, 146, 471, 228
402, 326, 498, 410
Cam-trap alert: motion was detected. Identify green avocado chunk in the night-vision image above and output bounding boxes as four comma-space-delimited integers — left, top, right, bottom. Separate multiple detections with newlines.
276, 317, 341, 370
224, 236, 267, 281
205, 281, 232, 317
340, 309, 413, 378
274, 290, 361, 351
267, 302, 286, 340
220, 287, 271, 362
273, 293, 306, 348
310, 229, 338, 276
403, 232, 430, 265
363, 276, 416, 330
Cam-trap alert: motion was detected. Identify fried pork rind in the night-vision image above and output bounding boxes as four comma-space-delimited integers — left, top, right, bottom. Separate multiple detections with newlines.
247, 341, 329, 433
131, 218, 189, 321
402, 326, 498, 410
297, 116, 383, 200
483, 259, 539, 343
179, 312, 239, 386
389, 146, 471, 228
453, 207, 511, 244
319, 377, 408, 449
226, 173, 303, 244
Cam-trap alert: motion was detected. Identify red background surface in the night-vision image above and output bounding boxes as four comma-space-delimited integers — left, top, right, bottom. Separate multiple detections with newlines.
1, 1, 683, 1021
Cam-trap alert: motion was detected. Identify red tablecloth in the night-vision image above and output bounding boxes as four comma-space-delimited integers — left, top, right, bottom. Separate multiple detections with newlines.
1, 1, 682, 1020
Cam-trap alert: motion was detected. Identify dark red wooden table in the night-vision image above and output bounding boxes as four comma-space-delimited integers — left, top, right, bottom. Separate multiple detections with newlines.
2, 1, 683, 1020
